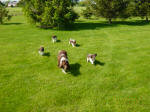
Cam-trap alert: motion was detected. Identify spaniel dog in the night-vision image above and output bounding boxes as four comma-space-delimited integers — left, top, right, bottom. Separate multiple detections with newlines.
52, 35, 57, 43
58, 50, 70, 74
87, 54, 97, 64
69, 39, 76, 47
39, 47, 44, 56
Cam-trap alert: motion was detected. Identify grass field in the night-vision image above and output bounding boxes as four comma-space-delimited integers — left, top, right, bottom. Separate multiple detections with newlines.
0, 8, 150, 112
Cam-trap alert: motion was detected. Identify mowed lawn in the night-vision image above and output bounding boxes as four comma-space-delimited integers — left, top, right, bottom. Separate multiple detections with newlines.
0, 8, 150, 112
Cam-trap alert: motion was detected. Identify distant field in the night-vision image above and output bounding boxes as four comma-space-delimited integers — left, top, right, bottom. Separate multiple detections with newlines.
0, 7, 150, 112
7, 7, 23, 16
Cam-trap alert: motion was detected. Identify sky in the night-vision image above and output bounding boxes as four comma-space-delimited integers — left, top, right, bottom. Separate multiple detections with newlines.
1, 0, 80, 1
0, 0, 19, 1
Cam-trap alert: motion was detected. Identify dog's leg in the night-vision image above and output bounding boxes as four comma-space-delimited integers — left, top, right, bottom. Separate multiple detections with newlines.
87, 57, 89, 62
89, 58, 94, 64
39, 51, 44, 56
39, 51, 41, 55
52, 39, 54, 43
62, 69, 67, 74
71, 43, 75, 47
41, 52, 44, 56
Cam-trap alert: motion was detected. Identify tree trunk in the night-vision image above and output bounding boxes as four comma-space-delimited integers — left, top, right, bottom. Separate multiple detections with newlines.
0, 19, 3, 24
108, 18, 112, 24
146, 16, 149, 22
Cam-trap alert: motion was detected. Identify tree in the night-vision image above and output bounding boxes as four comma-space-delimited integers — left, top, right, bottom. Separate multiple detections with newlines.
78, 0, 89, 6
81, 0, 93, 19
0, 1, 11, 24
82, 7, 93, 19
17, 0, 25, 7
88, 0, 130, 23
22, 0, 78, 29
135, 0, 150, 22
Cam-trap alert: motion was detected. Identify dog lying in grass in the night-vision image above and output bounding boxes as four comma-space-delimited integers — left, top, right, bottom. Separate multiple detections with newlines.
69, 39, 76, 47
87, 54, 97, 64
52, 35, 57, 43
39, 47, 44, 56
58, 50, 70, 74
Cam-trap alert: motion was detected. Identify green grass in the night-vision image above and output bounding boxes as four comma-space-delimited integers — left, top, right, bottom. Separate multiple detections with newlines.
0, 8, 150, 112
7, 7, 23, 16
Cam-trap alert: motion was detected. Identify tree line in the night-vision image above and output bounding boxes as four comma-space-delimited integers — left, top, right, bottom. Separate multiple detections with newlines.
0, 0, 150, 28
82, 0, 150, 23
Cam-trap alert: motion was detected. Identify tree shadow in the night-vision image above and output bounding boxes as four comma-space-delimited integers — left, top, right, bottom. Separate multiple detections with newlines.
74, 22, 114, 30
73, 20, 150, 31
3, 23, 22, 25
112, 20, 150, 26
43, 52, 50, 57
31, 19, 150, 31
69, 63, 81, 76
94, 60, 105, 66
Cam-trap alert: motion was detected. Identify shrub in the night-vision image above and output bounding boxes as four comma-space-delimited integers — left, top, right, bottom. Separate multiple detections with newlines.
0, 1, 12, 24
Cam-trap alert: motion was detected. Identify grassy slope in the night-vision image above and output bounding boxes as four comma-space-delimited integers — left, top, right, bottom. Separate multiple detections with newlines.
0, 8, 150, 112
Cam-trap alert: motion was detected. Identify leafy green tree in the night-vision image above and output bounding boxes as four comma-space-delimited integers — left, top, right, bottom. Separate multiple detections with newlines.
82, 8, 93, 19
17, 0, 25, 7
88, 0, 130, 23
0, 1, 11, 24
23, 0, 78, 28
135, 0, 150, 22
78, 0, 89, 6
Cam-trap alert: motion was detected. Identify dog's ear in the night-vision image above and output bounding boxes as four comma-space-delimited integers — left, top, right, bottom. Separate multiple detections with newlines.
95, 54, 97, 56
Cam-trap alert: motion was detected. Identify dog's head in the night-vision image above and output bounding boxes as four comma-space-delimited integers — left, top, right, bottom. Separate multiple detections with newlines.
70, 39, 76, 45
52, 35, 57, 39
94, 54, 97, 57
39, 47, 44, 52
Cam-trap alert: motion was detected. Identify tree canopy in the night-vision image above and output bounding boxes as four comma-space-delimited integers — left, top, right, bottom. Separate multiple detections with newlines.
135, 0, 150, 21
87, 0, 130, 23
0, 1, 11, 24
22, 0, 78, 29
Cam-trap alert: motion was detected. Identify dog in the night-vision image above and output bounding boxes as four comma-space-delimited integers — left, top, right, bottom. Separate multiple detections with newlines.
52, 35, 57, 43
69, 39, 76, 47
87, 54, 97, 64
39, 47, 44, 56
58, 50, 70, 74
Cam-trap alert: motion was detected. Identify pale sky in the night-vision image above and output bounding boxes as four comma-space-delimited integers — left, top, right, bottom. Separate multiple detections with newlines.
0, 0, 19, 1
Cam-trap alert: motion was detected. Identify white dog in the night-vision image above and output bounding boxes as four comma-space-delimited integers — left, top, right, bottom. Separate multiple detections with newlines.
52, 35, 57, 43
69, 39, 76, 47
39, 47, 44, 56
87, 54, 97, 64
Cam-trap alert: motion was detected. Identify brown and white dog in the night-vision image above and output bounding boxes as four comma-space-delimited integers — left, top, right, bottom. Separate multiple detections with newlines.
58, 50, 70, 74
39, 47, 44, 56
69, 39, 76, 47
87, 54, 97, 64
52, 35, 57, 43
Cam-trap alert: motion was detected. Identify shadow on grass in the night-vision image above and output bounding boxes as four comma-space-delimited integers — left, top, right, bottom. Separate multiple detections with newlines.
94, 60, 105, 66
3, 23, 22, 25
43, 52, 50, 57
72, 20, 150, 31
69, 63, 81, 76
4, 20, 149, 31
56, 40, 61, 43
76, 44, 80, 47
61, 20, 148, 31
